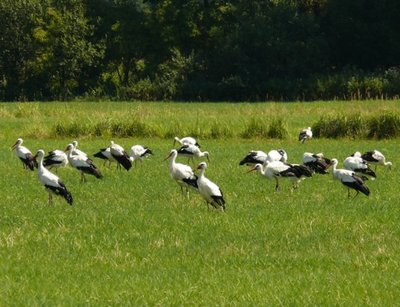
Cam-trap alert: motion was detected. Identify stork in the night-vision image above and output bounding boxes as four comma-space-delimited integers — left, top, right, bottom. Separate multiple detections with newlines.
35, 149, 73, 205
331, 158, 370, 198
196, 162, 225, 211
303, 152, 331, 174
239, 149, 287, 166
110, 141, 132, 171
129, 145, 153, 166
93, 146, 116, 167
11, 138, 37, 170
43, 149, 68, 171
248, 161, 312, 191
343, 155, 376, 179
163, 149, 198, 195
65, 144, 103, 182
177, 144, 210, 164
173, 136, 200, 148
361, 150, 392, 171
71, 140, 88, 158
299, 127, 312, 143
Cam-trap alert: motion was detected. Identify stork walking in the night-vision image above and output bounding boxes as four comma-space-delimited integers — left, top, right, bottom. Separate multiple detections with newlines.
65, 144, 103, 182
173, 136, 200, 148
303, 152, 331, 174
248, 161, 312, 191
299, 127, 313, 143
110, 141, 132, 171
164, 149, 198, 196
177, 144, 210, 164
11, 138, 37, 170
331, 158, 370, 198
93, 146, 116, 168
196, 162, 225, 211
35, 149, 73, 205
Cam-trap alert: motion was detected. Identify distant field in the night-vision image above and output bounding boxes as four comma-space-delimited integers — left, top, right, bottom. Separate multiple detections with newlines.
1, 101, 399, 305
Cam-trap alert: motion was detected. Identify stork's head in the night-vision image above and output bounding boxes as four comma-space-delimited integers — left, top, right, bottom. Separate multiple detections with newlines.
197, 162, 207, 170
64, 144, 74, 152
203, 151, 210, 162
35, 149, 45, 159
163, 149, 177, 161
11, 138, 23, 150
72, 140, 78, 148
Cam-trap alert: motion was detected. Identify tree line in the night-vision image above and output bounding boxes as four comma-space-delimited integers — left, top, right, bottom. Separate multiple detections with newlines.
1, 0, 400, 102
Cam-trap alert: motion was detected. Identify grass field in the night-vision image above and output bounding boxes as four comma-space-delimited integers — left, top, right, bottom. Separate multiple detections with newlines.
1, 100, 399, 305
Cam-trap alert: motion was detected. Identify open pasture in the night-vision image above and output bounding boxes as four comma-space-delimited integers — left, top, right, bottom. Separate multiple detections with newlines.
1, 101, 400, 305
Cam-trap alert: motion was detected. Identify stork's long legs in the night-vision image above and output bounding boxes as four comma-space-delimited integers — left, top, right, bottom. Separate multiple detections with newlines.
274, 177, 280, 191
48, 192, 53, 205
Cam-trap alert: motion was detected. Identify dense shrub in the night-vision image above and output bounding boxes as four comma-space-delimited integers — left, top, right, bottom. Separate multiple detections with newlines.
367, 113, 400, 139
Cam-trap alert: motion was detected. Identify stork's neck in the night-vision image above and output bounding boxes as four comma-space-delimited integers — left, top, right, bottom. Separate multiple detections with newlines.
37, 155, 44, 171
198, 168, 206, 179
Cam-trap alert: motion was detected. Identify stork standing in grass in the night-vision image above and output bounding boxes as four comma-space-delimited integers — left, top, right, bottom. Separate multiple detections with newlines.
361, 150, 392, 171
303, 152, 331, 174
177, 144, 210, 165
71, 140, 88, 158
173, 136, 200, 148
65, 144, 103, 182
11, 138, 37, 170
239, 149, 287, 166
344, 154, 376, 179
110, 141, 132, 171
35, 149, 73, 205
248, 161, 312, 191
299, 127, 313, 143
43, 149, 68, 171
164, 149, 198, 196
331, 158, 370, 198
196, 162, 225, 211
93, 146, 116, 168
129, 145, 153, 166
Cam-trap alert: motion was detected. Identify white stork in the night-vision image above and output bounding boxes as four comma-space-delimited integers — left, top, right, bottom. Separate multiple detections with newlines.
361, 150, 392, 171
248, 161, 312, 191
65, 144, 103, 182
129, 145, 153, 166
239, 149, 287, 166
331, 158, 370, 198
71, 140, 88, 158
11, 138, 37, 170
173, 136, 200, 148
299, 127, 313, 143
343, 155, 376, 179
110, 141, 132, 171
196, 162, 225, 211
163, 149, 198, 195
35, 149, 73, 205
177, 144, 210, 164
43, 149, 68, 171
93, 146, 116, 167
303, 152, 331, 174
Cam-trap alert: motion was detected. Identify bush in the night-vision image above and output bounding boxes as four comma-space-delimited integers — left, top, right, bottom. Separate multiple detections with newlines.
367, 113, 400, 139
312, 115, 367, 139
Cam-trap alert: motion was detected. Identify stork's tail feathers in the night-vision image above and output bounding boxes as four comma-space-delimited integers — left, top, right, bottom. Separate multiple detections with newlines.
115, 155, 132, 171
182, 177, 199, 189
211, 195, 226, 210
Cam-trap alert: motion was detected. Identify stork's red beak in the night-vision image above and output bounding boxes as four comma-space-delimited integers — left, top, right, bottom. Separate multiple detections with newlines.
11, 141, 18, 150
247, 166, 257, 173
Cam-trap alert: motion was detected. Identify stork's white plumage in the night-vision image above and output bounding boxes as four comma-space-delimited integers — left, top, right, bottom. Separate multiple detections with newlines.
110, 141, 132, 171
11, 138, 37, 170
303, 152, 331, 174
174, 136, 200, 148
71, 140, 88, 158
299, 127, 313, 143
93, 146, 116, 167
129, 145, 153, 165
164, 149, 198, 194
196, 162, 225, 211
267, 149, 288, 163
43, 149, 68, 170
248, 161, 312, 191
36, 149, 73, 205
239, 149, 287, 166
331, 158, 370, 198
177, 144, 210, 164
65, 144, 103, 182
361, 150, 392, 171
343, 155, 376, 179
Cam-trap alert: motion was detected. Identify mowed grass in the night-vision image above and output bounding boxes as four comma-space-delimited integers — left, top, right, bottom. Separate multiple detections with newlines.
0, 101, 400, 305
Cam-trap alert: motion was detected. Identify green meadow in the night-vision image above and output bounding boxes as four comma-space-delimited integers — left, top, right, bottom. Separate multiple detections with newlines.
1, 101, 399, 305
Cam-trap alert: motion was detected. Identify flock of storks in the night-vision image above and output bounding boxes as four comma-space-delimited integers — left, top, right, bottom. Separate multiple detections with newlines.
10, 126, 392, 210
